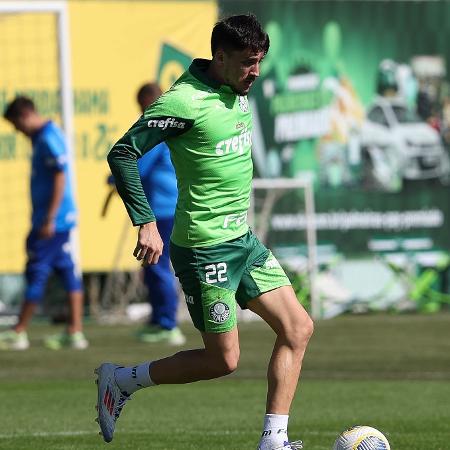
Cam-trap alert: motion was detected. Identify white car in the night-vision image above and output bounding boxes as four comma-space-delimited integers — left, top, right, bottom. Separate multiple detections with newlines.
361, 96, 450, 183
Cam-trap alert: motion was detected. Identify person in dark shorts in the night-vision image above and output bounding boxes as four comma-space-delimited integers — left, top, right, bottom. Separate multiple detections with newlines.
1, 96, 87, 351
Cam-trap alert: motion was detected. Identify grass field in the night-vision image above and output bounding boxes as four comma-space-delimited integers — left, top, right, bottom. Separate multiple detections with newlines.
1, 313, 450, 450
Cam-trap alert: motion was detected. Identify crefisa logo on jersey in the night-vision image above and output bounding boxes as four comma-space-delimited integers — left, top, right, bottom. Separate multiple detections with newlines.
238, 96, 249, 112
147, 117, 186, 130
209, 301, 230, 323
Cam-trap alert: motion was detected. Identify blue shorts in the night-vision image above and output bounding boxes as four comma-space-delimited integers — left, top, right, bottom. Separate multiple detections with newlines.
25, 230, 83, 302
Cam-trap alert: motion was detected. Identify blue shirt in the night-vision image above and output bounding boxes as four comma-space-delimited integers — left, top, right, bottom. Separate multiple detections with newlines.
30, 121, 77, 232
137, 142, 177, 219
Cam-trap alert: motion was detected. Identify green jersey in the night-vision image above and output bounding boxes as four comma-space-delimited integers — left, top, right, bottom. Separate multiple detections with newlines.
108, 59, 253, 247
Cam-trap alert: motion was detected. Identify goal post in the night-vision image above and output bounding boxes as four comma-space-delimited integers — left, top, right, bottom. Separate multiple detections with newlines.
0, 1, 76, 316
250, 177, 320, 319
0, 1, 74, 141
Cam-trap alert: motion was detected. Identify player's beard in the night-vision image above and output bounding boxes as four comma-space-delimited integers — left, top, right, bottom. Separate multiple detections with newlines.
234, 77, 256, 95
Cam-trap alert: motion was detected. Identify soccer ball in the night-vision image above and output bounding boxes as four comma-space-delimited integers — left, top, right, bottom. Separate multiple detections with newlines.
333, 425, 390, 450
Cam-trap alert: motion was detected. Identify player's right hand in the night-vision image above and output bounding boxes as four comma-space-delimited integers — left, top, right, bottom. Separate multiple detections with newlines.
133, 222, 163, 265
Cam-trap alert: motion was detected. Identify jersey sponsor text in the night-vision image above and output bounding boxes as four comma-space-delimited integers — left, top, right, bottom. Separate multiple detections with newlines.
147, 117, 186, 130
215, 128, 252, 156
222, 212, 247, 229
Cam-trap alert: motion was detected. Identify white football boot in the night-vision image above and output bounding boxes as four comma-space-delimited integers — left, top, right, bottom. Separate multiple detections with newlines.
258, 440, 303, 450
94, 363, 131, 443
278, 441, 303, 449
0, 330, 30, 350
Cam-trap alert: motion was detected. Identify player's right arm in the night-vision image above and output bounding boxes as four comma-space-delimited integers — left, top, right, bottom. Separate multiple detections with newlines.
107, 114, 193, 226
107, 89, 195, 263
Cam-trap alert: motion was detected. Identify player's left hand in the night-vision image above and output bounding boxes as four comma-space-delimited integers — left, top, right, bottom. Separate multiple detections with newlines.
133, 222, 163, 265
39, 219, 56, 239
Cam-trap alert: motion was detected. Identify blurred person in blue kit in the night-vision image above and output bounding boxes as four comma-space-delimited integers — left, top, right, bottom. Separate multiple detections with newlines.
108, 83, 185, 345
0, 96, 88, 350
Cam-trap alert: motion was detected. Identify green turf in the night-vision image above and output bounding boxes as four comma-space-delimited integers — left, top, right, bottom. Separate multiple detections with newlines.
1, 313, 450, 449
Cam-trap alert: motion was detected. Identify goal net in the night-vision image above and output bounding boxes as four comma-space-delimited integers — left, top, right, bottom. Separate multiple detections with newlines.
250, 177, 320, 319
0, 1, 74, 320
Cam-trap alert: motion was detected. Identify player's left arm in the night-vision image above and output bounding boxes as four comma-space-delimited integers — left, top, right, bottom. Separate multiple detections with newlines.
40, 170, 65, 238
39, 140, 68, 238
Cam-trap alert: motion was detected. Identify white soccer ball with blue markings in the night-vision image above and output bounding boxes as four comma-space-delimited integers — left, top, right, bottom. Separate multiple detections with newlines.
333, 426, 390, 450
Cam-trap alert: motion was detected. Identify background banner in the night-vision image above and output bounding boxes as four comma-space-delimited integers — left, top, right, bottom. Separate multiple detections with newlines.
0, 0, 217, 273
220, 0, 450, 311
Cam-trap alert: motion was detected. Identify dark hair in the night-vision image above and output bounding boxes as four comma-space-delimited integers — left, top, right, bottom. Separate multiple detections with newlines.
3, 96, 35, 121
211, 14, 269, 56
136, 82, 162, 105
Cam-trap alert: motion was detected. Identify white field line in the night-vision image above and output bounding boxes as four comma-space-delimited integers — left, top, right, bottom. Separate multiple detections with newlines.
0, 430, 93, 439
237, 370, 450, 380
0, 429, 341, 439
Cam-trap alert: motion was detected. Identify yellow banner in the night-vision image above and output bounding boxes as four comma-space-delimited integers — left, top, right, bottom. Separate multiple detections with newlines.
0, 1, 217, 272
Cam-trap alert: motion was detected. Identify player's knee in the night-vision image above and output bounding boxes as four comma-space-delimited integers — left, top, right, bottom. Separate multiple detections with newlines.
213, 348, 240, 376
223, 356, 239, 375
302, 315, 314, 341
286, 315, 314, 350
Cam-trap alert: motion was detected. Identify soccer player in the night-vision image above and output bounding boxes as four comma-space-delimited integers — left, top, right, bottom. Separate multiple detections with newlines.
113, 82, 185, 344
0, 96, 88, 351
96, 14, 313, 450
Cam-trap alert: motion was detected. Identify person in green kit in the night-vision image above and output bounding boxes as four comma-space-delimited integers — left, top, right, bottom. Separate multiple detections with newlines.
95, 14, 313, 450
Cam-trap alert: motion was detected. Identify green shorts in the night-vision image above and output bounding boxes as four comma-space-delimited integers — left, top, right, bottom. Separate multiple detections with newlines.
170, 230, 291, 333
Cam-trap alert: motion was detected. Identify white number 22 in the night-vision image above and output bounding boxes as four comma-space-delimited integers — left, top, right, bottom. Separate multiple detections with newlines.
205, 262, 228, 284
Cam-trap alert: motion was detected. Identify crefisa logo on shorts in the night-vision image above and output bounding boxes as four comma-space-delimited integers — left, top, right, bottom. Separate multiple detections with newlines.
209, 301, 230, 323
